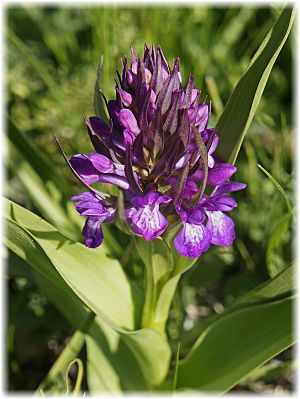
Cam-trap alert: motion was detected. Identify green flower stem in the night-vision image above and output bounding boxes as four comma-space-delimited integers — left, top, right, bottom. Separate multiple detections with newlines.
141, 245, 158, 330
136, 236, 199, 333
136, 237, 179, 333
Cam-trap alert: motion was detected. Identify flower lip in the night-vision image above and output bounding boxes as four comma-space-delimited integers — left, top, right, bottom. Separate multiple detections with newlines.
206, 210, 235, 246
82, 218, 104, 248
174, 205, 212, 258
129, 192, 172, 241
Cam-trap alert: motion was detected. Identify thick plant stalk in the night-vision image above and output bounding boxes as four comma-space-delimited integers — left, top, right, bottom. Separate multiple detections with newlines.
136, 238, 177, 333
141, 247, 157, 330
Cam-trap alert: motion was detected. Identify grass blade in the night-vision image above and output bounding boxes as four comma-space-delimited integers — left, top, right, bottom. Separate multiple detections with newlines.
258, 163, 293, 216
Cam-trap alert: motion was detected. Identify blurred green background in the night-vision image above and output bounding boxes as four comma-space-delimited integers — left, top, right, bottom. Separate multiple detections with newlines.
6, 5, 294, 393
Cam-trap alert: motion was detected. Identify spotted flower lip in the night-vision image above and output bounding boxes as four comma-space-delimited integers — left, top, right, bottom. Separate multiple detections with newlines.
129, 192, 172, 240
63, 44, 246, 257
174, 206, 212, 258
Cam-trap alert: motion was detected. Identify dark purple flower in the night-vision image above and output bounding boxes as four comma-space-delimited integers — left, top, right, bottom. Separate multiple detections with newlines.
64, 44, 246, 257
71, 192, 115, 247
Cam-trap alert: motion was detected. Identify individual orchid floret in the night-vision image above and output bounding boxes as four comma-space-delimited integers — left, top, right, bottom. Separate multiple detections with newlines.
129, 192, 172, 240
71, 192, 115, 248
61, 44, 246, 258
198, 181, 246, 247
174, 206, 211, 258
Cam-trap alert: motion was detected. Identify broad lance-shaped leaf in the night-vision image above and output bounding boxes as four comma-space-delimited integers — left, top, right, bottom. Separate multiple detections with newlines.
216, 6, 295, 164
176, 295, 294, 392
179, 264, 294, 353
34, 264, 171, 391
4, 198, 137, 330
234, 263, 294, 307
5, 199, 171, 389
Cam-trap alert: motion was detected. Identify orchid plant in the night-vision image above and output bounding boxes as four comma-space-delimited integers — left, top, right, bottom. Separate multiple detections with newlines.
5, 6, 295, 395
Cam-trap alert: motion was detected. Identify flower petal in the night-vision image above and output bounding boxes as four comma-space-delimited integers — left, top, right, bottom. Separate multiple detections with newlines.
119, 89, 133, 107
72, 191, 115, 220
214, 181, 247, 195
207, 162, 237, 186
82, 218, 104, 248
206, 211, 235, 246
89, 152, 114, 173
195, 104, 209, 132
123, 128, 137, 146
97, 174, 130, 190
69, 154, 99, 184
174, 222, 211, 258
201, 195, 237, 212
118, 109, 140, 135
89, 116, 110, 140
131, 192, 171, 208
208, 135, 219, 168
131, 203, 169, 240
182, 179, 199, 199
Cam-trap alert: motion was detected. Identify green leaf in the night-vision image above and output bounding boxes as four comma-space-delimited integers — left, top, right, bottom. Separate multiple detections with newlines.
34, 268, 170, 391
216, 6, 295, 164
6, 218, 66, 292
180, 264, 294, 355
266, 214, 291, 277
85, 314, 172, 391
234, 264, 294, 307
239, 359, 294, 386
5, 199, 171, 389
172, 343, 181, 391
85, 321, 148, 392
35, 268, 134, 393
4, 198, 136, 330
177, 296, 295, 392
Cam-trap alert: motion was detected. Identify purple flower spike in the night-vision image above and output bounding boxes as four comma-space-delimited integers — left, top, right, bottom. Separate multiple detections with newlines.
63, 44, 246, 256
